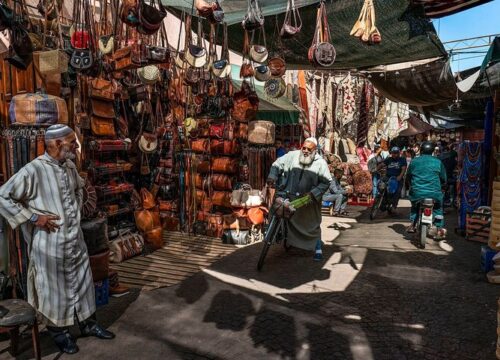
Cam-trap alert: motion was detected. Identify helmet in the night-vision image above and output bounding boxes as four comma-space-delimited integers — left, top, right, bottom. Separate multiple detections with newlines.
420, 141, 435, 155
390, 146, 400, 154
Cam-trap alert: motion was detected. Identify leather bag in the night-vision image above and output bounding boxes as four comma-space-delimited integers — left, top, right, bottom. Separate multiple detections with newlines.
309, 1, 336, 67
268, 57, 286, 78
141, 188, 156, 209
232, 82, 259, 122
81, 217, 109, 256
240, 61, 255, 79
159, 200, 178, 212
230, 185, 263, 208
206, 213, 224, 238
254, 65, 271, 82
109, 232, 144, 263
242, 0, 264, 31
195, 174, 233, 191
280, 0, 302, 39
264, 78, 286, 99
248, 120, 275, 145
135, 209, 155, 232
211, 157, 238, 174
91, 116, 116, 137
138, 0, 166, 35
212, 191, 232, 207
11, 24, 33, 57
210, 139, 239, 155
9, 93, 68, 125
120, 0, 140, 27
147, 46, 169, 64
191, 138, 209, 153
90, 78, 116, 101
90, 99, 115, 118
144, 227, 163, 249
70, 49, 93, 70
138, 65, 161, 85
139, 133, 158, 153
98, 35, 114, 54
112, 46, 135, 71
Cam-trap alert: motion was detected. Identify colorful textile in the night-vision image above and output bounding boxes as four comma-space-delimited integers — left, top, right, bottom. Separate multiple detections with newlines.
9, 93, 68, 125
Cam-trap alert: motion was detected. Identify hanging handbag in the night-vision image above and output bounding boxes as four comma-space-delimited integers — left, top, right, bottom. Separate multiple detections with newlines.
254, 65, 271, 82
112, 46, 135, 71
191, 138, 209, 153
210, 139, 239, 156
232, 81, 259, 122
90, 78, 116, 101
248, 121, 275, 145
11, 23, 33, 57
138, 65, 161, 85
91, 116, 116, 137
120, 0, 140, 27
138, 0, 166, 35
309, 1, 336, 67
211, 157, 238, 174
249, 28, 268, 63
70, 49, 93, 70
264, 78, 286, 99
139, 133, 158, 153
242, 0, 264, 31
90, 99, 115, 118
212, 23, 231, 78
185, 17, 207, 68
280, 0, 302, 39
230, 184, 263, 208
0, 2, 13, 31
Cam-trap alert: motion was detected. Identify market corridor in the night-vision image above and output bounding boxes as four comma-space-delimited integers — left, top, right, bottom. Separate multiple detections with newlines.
4, 201, 498, 360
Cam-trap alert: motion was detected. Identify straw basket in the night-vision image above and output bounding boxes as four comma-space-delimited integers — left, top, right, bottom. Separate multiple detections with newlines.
34, 50, 69, 75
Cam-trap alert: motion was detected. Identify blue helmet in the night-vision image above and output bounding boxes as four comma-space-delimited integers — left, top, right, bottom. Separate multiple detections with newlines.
390, 146, 400, 154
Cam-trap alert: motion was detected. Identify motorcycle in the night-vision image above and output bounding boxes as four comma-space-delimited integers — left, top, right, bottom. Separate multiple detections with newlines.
412, 198, 435, 249
369, 175, 397, 220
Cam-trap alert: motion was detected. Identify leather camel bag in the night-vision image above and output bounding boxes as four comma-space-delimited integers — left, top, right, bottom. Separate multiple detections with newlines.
248, 120, 275, 145
308, 1, 336, 67
90, 78, 116, 101
81, 217, 109, 256
206, 213, 224, 238
212, 191, 232, 207
210, 139, 239, 156
91, 116, 116, 137
280, 0, 302, 39
211, 157, 238, 174
109, 232, 144, 263
191, 138, 209, 153
242, 0, 264, 31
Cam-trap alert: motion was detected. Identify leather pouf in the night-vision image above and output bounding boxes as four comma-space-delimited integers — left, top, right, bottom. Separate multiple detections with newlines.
353, 170, 372, 195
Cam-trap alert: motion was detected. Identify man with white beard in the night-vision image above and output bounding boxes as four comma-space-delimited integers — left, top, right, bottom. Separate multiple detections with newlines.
0, 125, 114, 354
267, 138, 332, 261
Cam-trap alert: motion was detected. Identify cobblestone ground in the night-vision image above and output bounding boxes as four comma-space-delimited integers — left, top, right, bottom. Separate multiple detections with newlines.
2, 202, 498, 360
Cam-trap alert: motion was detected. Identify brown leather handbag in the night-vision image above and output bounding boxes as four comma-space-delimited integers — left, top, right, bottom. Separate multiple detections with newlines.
308, 1, 336, 67
135, 209, 155, 232
206, 213, 224, 238
191, 138, 210, 153
90, 99, 115, 118
159, 200, 178, 212
232, 82, 259, 122
212, 191, 231, 207
236, 123, 248, 140
112, 46, 135, 71
144, 227, 163, 250
91, 116, 116, 137
280, 0, 302, 39
141, 188, 156, 209
211, 157, 238, 174
212, 174, 233, 190
90, 78, 116, 101
196, 160, 211, 174
268, 57, 286, 77
89, 249, 110, 282
210, 139, 239, 155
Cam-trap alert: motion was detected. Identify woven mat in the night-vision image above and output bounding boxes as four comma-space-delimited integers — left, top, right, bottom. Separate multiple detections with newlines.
110, 232, 238, 291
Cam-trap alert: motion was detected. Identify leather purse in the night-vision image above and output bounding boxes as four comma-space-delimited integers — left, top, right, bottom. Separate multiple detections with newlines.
242, 0, 264, 31
11, 23, 33, 57
98, 35, 114, 54
211, 157, 238, 174
309, 1, 336, 67
240, 61, 255, 79
212, 191, 232, 207
70, 49, 93, 70
147, 46, 169, 64
112, 46, 135, 71
144, 227, 163, 250
90, 78, 115, 101
89, 249, 110, 281
141, 188, 156, 209
248, 121, 275, 145
71, 29, 90, 49
90, 99, 115, 118
135, 209, 155, 232
137, 0, 166, 35
254, 65, 271, 82
280, 0, 302, 39
212, 23, 231, 78
191, 138, 209, 153
159, 200, 178, 212
210, 139, 239, 156
81, 217, 109, 256
109, 232, 144, 263
206, 213, 224, 238
139, 133, 158, 153
91, 116, 116, 137
264, 78, 286, 99
268, 56, 286, 77
249, 45, 268, 63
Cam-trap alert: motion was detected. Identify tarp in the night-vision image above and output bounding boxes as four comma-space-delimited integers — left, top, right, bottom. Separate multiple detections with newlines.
413, 0, 493, 18
398, 115, 434, 136
166, 0, 447, 70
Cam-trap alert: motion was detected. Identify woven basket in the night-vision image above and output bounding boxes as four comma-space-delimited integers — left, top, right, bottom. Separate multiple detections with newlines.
34, 50, 69, 75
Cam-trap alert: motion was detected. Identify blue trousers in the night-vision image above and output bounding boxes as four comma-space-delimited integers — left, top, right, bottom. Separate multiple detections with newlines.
323, 194, 347, 212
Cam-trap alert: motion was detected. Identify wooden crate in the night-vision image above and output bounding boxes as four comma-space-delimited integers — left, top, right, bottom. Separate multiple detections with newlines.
466, 212, 491, 243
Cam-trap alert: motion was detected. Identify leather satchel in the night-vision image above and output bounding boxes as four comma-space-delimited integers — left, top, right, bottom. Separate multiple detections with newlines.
90, 99, 115, 118
206, 213, 224, 238
280, 0, 302, 39
191, 138, 209, 153
144, 227, 163, 250
211, 157, 238, 174
212, 191, 232, 207
112, 46, 135, 71
210, 139, 239, 156
268, 57, 286, 77
90, 78, 115, 101
109, 232, 145, 263
89, 249, 110, 281
91, 116, 116, 137
147, 46, 169, 64
81, 217, 109, 256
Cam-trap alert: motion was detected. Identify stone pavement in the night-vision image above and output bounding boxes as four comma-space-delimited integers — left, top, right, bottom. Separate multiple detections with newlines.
2, 201, 498, 359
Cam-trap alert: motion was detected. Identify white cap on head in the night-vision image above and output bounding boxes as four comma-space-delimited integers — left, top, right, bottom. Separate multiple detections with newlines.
45, 124, 73, 141
304, 137, 318, 147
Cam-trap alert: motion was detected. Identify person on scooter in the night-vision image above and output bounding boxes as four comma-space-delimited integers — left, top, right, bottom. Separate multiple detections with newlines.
377, 146, 407, 214
406, 141, 447, 238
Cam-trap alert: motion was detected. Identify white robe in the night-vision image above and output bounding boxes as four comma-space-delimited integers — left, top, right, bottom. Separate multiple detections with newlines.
0, 153, 95, 326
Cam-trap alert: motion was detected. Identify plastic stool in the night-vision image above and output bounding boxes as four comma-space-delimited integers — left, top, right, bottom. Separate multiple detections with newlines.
0, 299, 40, 359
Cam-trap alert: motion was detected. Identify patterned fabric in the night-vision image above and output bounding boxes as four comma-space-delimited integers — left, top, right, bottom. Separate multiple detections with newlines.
0, 154, 95, 326
353, 170, 373, 195
413, 0, 491, 18
9, 93, 68, 125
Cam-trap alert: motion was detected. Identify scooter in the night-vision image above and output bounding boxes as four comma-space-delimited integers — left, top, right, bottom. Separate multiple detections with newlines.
413, 198, 435, 249
369, 176, 396, 220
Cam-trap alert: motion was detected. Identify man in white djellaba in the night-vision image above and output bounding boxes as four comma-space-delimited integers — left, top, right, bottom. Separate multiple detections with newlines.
0, 124, 115, 354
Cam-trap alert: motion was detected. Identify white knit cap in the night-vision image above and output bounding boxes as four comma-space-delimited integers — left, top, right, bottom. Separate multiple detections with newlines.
45, 124, 73, 140
304, 137, 318, 146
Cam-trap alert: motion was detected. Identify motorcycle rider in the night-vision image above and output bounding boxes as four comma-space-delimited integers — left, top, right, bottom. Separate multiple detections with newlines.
377, 146, 407, 214
406, 141, 447, 238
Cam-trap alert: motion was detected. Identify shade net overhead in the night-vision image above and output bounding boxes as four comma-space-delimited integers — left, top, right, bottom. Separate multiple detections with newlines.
164, 0, 447, 70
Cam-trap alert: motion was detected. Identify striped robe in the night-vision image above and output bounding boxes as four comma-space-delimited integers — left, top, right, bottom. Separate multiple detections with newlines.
0, 153, 95, 327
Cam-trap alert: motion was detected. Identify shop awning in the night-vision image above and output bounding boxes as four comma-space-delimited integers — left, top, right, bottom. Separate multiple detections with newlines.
413, 0, 492, 18
164, 0, 447, 70
398, 115, 434, 136
233, 79, 301, 125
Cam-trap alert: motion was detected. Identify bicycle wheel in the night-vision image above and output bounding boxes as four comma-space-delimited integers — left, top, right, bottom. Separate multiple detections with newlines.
257, 216, 279, 271
370, 195, 383, 220
419, 224, 427, 249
